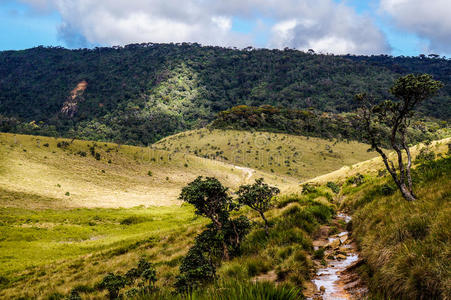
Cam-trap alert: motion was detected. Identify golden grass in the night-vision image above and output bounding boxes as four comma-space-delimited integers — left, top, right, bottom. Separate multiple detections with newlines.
308, 137, 451, 184
343, 156, 451, 299
153, 128, 378, 182
0, 133, 298, 209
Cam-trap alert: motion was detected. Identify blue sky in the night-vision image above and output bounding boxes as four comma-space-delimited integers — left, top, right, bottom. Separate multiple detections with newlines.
0, 0, 450, 56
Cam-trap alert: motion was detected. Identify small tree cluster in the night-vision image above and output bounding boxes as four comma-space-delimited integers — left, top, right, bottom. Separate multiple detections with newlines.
176, 177, 251, 292
98, 257, 157, 299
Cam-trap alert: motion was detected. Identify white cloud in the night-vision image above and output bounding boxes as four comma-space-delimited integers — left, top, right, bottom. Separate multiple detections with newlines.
380, 0, 451, 53
268, 0, 390, 54
19, 0, 390, 54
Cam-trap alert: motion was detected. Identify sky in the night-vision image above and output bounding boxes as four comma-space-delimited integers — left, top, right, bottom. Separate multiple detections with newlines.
0, 0, 450, 56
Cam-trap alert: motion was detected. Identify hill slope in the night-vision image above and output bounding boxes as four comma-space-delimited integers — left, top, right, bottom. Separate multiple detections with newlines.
0, 133, 300, 209
1, 44, 450, 145
153, 128, 379, 181
341, 152, 451, 299
0, 132, 449, 298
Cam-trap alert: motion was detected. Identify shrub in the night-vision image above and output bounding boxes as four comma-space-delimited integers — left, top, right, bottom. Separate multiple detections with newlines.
99, 273, 127, 299
415, 148, 435, 164
346, 173, 365, 186
57, 141, 70, 149
380, 182, 396, 196
304, 204, 333, 223
120, 216, 144, 225
326, 181, 340, 194
175, 243, 217, 292
313, 248, 325, 260
125, 258, 157, 292
147, 171, 152, 176
76, 151, 87, 157
301, 183, 317, 194
67, 290, 81, 300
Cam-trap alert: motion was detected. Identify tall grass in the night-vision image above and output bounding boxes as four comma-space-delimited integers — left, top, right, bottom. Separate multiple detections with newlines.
138, 279, 303, 300
346, 156, 451, 299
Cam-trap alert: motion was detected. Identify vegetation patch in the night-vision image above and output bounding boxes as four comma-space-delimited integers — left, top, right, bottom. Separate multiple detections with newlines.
344, 156, 451, 299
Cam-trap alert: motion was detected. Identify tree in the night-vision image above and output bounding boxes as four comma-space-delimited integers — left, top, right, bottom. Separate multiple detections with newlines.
356, 74, 443, 201
99, 273, 127, 299
125, 257, 157, 291
236, 178, 280, 235
179, 176, 238, 259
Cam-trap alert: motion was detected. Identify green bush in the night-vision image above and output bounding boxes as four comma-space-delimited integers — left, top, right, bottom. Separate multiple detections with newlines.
99, 273, 127, 299
313, 248, 325, 260
301, 183, 317, 194
326, 181, 340, 194
414, 148, 435, 164
120, 216, 144, 225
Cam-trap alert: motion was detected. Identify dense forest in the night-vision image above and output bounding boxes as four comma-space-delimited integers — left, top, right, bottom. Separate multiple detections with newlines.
1, 43, 450, 145
210, 105, 448, 146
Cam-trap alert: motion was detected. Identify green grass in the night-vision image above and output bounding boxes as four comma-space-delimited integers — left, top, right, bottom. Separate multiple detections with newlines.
0, 204, 200, 275
342, 156, 451, 299
138, 280, 303, 300
0, 202, 208, 298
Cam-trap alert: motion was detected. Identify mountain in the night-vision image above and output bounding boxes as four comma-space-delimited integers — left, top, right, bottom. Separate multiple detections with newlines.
1, 43, 450, 145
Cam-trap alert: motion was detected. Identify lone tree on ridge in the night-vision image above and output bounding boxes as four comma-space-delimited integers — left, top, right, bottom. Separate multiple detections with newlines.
356, 74, 443, 201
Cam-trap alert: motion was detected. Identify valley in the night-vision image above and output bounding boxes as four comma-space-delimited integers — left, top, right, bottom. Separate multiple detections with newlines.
0, 129, 449, 299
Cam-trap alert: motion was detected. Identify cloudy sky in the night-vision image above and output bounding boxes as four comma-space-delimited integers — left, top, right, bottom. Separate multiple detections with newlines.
1, 0, 450, 56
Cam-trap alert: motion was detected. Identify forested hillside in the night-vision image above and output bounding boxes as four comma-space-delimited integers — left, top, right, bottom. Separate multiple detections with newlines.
1, 43, 450, 145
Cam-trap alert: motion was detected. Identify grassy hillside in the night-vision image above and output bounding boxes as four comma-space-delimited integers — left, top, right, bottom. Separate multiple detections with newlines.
153, 128, 378, 181
0, 133, 299, 209
0, 131, 449, 299
1, 44, 450, 145
0, 132, 302, 298
307, 137, 451, 184
340, 154, 451, 299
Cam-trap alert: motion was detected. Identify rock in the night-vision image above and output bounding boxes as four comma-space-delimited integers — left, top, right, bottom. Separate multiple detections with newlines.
340, 235, 348, 244
326, 238, 341, 249
336, 254, 347, 260
339, 246, 348, 252
320, 285, 326, 292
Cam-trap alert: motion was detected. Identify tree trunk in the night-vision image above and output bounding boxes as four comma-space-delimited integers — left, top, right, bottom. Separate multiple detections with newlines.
259, 211, 269, 236
222, 240, 230, 260
398, 183, 416, 201
211, 217, 230, 260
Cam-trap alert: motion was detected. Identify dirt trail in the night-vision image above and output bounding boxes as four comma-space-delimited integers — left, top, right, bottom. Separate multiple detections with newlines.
234, 165, 255, 182
306, 213, 367, 300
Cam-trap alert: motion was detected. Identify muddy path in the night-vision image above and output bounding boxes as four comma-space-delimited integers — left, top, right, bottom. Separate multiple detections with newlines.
305, 213, 367, 300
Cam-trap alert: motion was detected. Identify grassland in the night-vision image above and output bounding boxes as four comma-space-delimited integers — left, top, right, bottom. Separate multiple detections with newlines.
0, 132, 301, 298
1, 131, 449, 299
339, 150, 451, 299
153, 129, 378, 181
308, 137, 451, 184
0, 132, 299, 209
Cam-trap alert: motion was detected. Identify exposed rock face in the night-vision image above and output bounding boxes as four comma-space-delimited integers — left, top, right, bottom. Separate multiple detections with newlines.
61, 80, 88, 118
